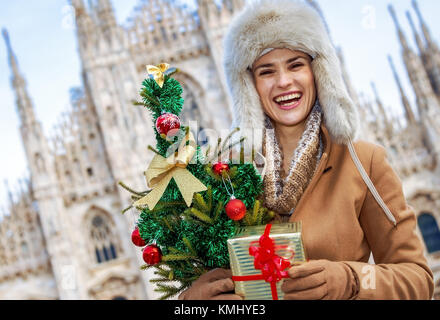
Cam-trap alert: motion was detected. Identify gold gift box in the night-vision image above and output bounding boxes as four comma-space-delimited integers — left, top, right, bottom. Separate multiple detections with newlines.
227, 222, 306, 300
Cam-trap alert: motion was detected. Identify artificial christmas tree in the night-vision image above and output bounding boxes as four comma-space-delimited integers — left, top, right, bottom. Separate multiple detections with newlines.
119, 63, 274, 299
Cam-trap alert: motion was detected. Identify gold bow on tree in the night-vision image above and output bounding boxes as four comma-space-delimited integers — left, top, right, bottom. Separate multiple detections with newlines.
134, 131, 207, 210
146, 63, 170, 88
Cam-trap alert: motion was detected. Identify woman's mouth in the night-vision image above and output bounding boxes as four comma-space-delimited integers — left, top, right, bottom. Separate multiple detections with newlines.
273, 92, 302, 110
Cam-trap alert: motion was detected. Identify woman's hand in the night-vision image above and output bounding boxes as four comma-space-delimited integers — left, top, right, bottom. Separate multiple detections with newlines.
281, 259, 359, 300
178, 268, 243, 300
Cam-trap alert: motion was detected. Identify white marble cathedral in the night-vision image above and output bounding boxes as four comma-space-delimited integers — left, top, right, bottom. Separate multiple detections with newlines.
0, 0, 439, 300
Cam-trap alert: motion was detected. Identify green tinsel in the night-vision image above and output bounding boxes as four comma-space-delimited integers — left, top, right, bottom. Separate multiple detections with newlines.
180, 217, 236, 268
141, 76, 184, 121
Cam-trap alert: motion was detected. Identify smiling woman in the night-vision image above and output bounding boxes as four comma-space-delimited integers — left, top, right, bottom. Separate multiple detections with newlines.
252, 49, 317, 173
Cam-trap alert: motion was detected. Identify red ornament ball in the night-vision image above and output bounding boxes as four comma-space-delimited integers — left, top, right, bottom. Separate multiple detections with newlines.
155, 113, 181, 138
143, 244, 162, 265
212, 162, 230, 175
131, 228, 146, 247
225, 198, 246, 221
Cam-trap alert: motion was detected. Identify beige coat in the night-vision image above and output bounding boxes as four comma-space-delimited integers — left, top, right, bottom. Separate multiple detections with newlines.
276, 124, 434, 300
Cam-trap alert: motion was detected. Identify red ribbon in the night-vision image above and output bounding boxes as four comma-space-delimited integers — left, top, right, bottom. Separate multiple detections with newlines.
231, 224, 293, 300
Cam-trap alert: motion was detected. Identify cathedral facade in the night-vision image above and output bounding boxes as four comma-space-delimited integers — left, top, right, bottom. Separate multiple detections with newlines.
0, 0, 439, 300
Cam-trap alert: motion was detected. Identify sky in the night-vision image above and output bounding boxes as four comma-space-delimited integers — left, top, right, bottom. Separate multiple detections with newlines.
0, 0, 439, 214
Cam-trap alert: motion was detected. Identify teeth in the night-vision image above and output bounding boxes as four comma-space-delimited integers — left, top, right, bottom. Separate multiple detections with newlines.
275, 93, 302, 103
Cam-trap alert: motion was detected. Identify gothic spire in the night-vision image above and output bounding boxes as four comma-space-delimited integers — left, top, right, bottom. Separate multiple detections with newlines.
70, 0, 85, 10
2, 28, 36, 126
371, 82, 393, 137
198, 0, 220, 25
388, 4, 411, 54
4, 180, 14, 206
412, 0, 435, 49
96, 0, 116, 21
70, 0, 90, 27
411, 0, 440, 96
371, 82, 387, 121
70, 1, 89, 36
88, 0, 116, 32
2, 28, 19, 78
406, 11, 426, 55
97, 0, 112, 9
387, 55, 417, 125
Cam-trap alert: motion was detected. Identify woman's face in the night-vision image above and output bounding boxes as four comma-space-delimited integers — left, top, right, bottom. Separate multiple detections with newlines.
252, 48, 316, 128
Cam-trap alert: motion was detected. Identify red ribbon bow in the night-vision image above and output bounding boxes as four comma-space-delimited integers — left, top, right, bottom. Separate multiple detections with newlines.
231, 224, 293, 300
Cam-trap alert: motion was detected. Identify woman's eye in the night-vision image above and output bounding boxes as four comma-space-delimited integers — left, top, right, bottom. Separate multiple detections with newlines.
290, 64, 303, 69
259, 70, 274, 76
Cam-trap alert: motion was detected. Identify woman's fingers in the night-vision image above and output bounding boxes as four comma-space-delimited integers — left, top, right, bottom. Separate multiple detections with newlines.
198, 268, 233, 283
287, 260, 325, 279
208, 278, 235, 297
282, 260, 329, 299
181, 269, 235, 299
281, 272, 325, 293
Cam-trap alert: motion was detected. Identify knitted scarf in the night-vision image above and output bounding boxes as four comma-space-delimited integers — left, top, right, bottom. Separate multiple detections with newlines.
262, 102, 323, 221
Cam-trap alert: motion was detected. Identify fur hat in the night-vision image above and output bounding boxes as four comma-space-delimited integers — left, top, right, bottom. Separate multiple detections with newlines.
223, 0, 359, 147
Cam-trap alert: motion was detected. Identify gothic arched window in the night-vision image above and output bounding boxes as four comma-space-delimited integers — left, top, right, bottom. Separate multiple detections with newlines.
89, 212, 119, 264
418, 213, 440, 253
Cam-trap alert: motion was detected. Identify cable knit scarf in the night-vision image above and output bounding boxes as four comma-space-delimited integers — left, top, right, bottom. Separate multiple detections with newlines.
262, 102, 323, 220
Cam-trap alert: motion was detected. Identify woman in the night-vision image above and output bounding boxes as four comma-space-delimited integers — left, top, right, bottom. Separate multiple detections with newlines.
179, 0, 434, 300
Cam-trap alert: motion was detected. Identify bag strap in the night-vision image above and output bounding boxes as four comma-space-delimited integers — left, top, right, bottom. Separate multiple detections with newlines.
348, 140, 397, 226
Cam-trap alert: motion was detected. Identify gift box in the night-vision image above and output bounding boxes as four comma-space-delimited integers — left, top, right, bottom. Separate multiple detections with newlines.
227, 222, 306, 300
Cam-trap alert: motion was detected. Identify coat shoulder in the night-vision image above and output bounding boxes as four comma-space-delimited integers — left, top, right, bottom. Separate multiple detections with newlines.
331, 139, 383, 159
350, 140, 386, 163
329, 139, 387, 173
352, 139, 384, 153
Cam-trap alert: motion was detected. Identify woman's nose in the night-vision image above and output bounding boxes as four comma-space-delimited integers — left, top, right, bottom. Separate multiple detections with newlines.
276, 70, 293, 88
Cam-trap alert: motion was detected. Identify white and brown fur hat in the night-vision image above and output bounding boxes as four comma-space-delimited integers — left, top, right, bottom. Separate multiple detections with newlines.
223, 0, 359, 147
